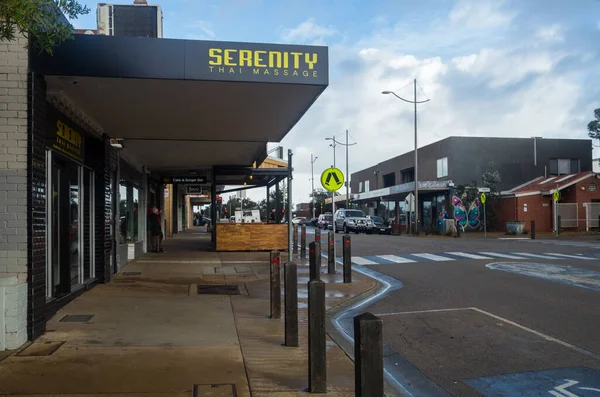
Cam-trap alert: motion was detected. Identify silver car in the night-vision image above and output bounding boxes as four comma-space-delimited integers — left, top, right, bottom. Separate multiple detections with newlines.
334, 209, 374, 234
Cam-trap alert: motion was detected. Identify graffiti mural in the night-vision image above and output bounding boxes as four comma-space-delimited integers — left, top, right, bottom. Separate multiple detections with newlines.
452, 195, 481, 229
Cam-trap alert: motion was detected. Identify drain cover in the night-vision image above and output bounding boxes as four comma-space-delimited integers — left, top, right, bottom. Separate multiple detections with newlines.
59, 314, 94, 323
122, 272, 141, 276
197, 284, 240, 295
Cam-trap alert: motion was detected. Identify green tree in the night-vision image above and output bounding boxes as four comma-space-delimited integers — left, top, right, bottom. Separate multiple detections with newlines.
1, 0, 90, 54
587, 108, 600, 142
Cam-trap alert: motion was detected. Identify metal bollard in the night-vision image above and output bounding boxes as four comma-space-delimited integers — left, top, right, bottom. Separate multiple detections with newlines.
284, 262, 299, 347
309, 241, 319, 281
558, 215, 561, 235
354, 313, 384, 397
270, 251, 281, 319
301, 224, 307, 259
293, 224, 299, 254
328, 231, 335, 274
530, 220, 536, 240
308, 279, 327, 393
315, 227, 322, 269
343, 234, 352, 283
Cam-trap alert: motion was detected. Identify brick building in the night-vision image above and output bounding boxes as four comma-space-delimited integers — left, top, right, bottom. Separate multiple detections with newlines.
497, 172, 600, 232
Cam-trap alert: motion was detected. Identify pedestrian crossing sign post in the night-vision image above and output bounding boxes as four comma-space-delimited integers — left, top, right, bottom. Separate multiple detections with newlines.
320, 167, 345, 192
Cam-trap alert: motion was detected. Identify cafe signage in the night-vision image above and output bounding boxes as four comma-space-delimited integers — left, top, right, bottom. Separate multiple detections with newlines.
186, 185, 207, 194
47, 107, 85, 163
162, 176, 207, 184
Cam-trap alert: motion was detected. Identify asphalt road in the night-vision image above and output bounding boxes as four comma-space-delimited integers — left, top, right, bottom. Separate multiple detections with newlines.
319, 230, 600, 396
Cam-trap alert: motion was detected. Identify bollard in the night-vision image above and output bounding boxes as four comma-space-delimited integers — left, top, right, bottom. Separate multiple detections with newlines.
293, 225, 299, 254
284, 262, 298, 347
315, 227, 322, 269
530, 220, 536, 240
309, 241, 320, 281
308, 279, 327, 393
343, 234, 352, 283
301, 224, 307, 259
557, 215, 561, 235
269, 251, 281, 319
354, 313, 384, 397
327, 231, 335, 274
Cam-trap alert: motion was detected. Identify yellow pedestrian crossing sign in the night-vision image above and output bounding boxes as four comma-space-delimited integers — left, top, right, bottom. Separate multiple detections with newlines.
321, 167, 345, 192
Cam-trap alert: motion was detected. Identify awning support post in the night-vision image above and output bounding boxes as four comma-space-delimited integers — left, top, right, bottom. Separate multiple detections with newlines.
288, 149, 293, 262
211, 167, 217, 250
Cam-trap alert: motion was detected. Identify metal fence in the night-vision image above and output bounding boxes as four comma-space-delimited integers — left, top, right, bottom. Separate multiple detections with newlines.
556, 203, 578, 228
584, 202, 600, 231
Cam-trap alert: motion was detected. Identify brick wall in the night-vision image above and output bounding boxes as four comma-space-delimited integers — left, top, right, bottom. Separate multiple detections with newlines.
0, 33, 29, 350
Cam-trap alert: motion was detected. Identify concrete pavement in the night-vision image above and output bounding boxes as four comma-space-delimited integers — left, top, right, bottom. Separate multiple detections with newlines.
0, 229, 378, 397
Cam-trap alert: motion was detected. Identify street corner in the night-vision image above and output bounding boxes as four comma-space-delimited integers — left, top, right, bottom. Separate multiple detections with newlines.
466, 367, 600, 397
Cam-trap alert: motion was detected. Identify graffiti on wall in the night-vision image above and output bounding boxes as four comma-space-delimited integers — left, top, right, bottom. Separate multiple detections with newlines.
453, 195, 481, 229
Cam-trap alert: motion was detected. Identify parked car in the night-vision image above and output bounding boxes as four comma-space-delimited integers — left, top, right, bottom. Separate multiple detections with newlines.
334, 209, 374, 234
367, 215, 391, 235
292, 217, 308, 225
310, 217, 319, 227
317, 213, 333, 230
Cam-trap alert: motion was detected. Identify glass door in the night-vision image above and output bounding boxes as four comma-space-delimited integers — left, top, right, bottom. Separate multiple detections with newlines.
47, 152, 63, 297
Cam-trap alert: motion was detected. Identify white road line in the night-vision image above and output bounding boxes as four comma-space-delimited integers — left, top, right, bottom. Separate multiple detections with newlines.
512, 252, 561, 260
377, 255, 416, 263
479, 252, 527, 259
544, 253, 597, 260
352, 257, 378, 265
412, 253, 455, 262
446, 252, 492, 260
375, 307, 472, 316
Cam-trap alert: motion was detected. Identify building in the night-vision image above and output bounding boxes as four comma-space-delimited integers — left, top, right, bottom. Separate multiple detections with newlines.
294, 203, 311, 218
497, 172, 600, 232
351, 137, 592, 228
97, 0, 163, 38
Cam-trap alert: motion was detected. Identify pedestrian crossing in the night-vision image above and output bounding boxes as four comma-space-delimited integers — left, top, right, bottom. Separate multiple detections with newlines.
351, 251, 598, 265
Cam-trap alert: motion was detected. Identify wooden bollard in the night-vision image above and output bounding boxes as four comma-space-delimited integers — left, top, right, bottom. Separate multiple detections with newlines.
343, 234, 352, 283
270, 251, 281, 319
327, 230, 335, 274
293, 224, 298, 254
301, 224, 307, 259
309, 241, 319, 281
315, 227, 322, 268
308, 279, 327, 393
284, 262, 298, 347
354, 313, 384, 397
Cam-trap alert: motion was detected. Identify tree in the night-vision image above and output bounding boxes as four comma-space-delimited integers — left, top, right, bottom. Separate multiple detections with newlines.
1, 0, 90, 54
587, 108, 600, 142
309, 188, 330, 216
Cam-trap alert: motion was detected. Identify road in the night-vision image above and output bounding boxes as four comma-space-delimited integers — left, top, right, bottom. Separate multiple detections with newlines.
317, 228, 600, 396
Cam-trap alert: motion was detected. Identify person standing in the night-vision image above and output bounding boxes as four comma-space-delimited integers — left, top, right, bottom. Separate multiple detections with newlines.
148, 207, 164, 253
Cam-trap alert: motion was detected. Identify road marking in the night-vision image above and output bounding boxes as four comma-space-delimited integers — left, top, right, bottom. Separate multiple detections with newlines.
376, 255, 416, 263
479, 252, 527, 259
412, 253, 455, 262
545, 253, 596, 260
446, 252, 492, 260
351, 257, 378, 265
373, 306, 600, 361
512, 252, 562, 260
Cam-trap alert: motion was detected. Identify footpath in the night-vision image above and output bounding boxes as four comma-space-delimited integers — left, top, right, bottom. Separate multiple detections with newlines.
0, 229, 378, 396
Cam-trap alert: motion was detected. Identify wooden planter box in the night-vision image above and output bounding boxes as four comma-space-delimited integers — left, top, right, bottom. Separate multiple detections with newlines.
216, 223, 288, 251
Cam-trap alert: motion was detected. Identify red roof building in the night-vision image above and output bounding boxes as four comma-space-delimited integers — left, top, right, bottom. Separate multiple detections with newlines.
497, 172, 600, 232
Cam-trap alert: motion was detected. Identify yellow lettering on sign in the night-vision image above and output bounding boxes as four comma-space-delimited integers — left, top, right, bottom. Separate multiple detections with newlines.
239, 50, 252, 66
254, 50, 267, 67
290, 52, 302, 69
224, 49, 236, 66
305, 53, 317, 70
208, 48, 222, 65
269, 51, 281, 68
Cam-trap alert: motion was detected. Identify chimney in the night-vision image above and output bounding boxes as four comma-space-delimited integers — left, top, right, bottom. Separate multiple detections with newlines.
133, 0, 148, 4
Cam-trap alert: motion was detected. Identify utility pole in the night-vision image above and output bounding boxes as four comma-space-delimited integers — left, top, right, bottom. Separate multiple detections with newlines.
311, 154, 318, 218
382, 79, 430, 233
327, 132, 356, 210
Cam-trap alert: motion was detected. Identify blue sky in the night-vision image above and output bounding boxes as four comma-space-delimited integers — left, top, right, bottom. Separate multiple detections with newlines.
71, 0, 600, 203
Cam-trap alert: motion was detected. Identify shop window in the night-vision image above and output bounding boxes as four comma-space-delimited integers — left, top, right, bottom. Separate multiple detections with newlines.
437, 157, 448, 178
68, 164, 80, 288
383, 172, 395, 188
119, 183, 128, 244
365, 180, 370, 192
401, 168, 415, 183
131, 187, 139, 242
359, 181, 363, 193
548, 158, 581, 176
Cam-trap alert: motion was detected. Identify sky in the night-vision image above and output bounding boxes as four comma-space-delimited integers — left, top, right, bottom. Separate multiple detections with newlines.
70, 0, 600, 207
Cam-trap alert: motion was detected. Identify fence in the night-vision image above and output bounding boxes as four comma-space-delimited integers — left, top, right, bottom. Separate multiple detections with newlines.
584, 202, 600, 231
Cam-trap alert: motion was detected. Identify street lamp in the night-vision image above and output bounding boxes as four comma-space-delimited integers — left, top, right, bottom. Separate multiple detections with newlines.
382, 79, 430, 231
310, 154, 318, 218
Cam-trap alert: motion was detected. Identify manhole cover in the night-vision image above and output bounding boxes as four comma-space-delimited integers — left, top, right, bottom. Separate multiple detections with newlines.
122, 272, 141, 276
197, 284, 240, 295
59, 314, 94, 323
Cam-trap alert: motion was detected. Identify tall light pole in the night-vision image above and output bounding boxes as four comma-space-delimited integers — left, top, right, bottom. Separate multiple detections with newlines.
311, 154, 318, 218
382, 79, 430, 231
327, 131, 357, 209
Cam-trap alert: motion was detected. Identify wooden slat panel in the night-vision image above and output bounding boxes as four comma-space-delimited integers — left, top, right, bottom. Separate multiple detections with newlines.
216, 224, 288, 251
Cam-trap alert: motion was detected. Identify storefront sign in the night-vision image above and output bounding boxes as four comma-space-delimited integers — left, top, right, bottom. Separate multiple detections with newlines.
186, 185, 206, 194
162, 176, 207, 184
47, 108, 85, 163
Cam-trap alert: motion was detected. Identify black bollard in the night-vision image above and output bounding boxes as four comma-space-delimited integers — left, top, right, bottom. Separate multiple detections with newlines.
354, 313, 384, 397
301, 224, 307, 259
270, 251, 281, 319
315, 227, 322, 268
558, 215, 561, 235
309, 241, 319, 281
343, 234, 352, 283
284, 262, 298, 347
530, 220, 536, 240
328, 231, 335, 274
308, 279, 327, 393
293, 224, 299, 254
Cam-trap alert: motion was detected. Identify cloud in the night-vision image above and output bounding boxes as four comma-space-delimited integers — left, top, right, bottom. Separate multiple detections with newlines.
185, 20, 216, 40
281, 18, 338, 45
449, 0, 516, 30
535, 24, 564, 43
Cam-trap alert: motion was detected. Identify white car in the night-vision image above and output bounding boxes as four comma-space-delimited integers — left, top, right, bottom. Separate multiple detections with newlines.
292, 217, 308, 225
